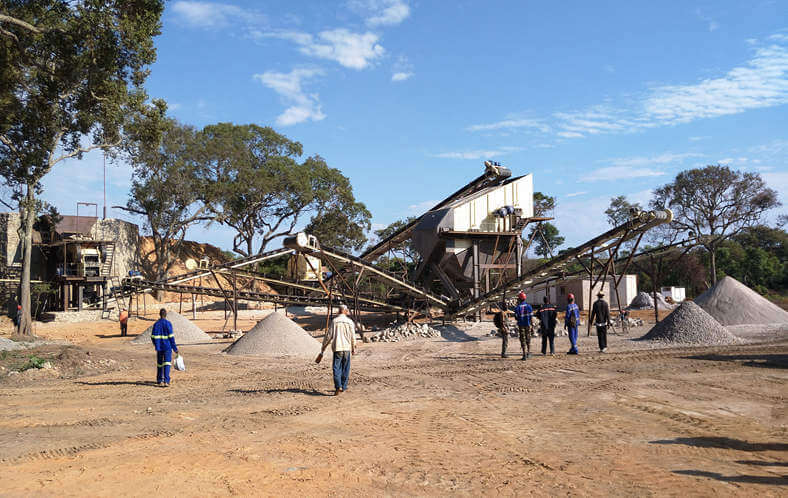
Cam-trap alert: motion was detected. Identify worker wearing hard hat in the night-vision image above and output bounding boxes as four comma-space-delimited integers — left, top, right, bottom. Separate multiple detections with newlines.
589, 291, 611, 352
538, 296, 557, 355
564, 293, 580, 355
493, 301, 512, 359
513, 291, 534, 361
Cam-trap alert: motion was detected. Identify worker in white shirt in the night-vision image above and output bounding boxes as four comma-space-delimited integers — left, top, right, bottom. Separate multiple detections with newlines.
316, 304, 357, 395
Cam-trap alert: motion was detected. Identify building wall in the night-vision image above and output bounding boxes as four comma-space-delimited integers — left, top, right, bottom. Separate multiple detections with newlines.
608, 274, 638, 308
90, 218, 140, 278
450, 174, 534, 232
0, 211, 22, 270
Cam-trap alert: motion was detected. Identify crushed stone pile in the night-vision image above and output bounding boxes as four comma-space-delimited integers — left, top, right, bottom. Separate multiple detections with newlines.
694, 276, 788, 326
132, 311, 212, 345
639, 301, 740, 345
0, 337, 23, 351
225, 311, 321, 357
369, 322, 442, 342
628, 291, 676, 310
629, 292, 654, 309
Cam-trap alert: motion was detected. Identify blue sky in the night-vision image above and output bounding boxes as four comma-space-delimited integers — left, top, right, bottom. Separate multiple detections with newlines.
43, 0, 788, 254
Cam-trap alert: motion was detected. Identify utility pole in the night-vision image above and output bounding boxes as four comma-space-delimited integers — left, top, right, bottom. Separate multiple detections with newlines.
103, 152, 107, 219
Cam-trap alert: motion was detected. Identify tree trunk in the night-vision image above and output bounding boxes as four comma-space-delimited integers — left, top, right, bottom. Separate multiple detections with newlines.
710, 249, 717, 285
17, 187, 36, 336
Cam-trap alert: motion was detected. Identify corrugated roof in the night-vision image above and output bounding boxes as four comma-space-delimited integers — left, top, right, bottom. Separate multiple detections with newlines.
56, 216, 98, 235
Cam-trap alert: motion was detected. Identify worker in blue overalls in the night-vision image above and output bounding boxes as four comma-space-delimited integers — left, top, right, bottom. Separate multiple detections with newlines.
151, 308, 178, 387
564, 293, 580, 355
513, 291, 534, 361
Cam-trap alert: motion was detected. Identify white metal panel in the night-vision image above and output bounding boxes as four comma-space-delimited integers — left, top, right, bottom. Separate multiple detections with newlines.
448, 174, 534, 231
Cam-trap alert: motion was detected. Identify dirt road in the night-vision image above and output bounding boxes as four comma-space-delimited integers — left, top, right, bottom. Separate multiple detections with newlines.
0, 318, 786, 496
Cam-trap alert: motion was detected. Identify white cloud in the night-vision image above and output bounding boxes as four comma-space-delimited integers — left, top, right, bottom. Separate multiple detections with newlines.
580, 166, 667, 182
171, 1, 265, 29
696, 8, 719, 32
689, 135, 710, 141
408, 200, 438, 214
565, 191, 588, 198
391, 71, 413, 82
253, 68, 326, 126
471, 35, 788, 140
466, 118, 550, 133
349, 0, 411, 27
268, 28, 385, 70
431, 146, 524, 160
367, 0, 411, 26
604, 152, 704, 168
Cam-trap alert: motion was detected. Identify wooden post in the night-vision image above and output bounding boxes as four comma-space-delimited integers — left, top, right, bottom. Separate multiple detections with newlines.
587, 248, 594, 337
179, 292, 183, 314
472, 239, 480, 321
232, 271, 238, 332
77, 286, 83, 311
191, 293, 196, 320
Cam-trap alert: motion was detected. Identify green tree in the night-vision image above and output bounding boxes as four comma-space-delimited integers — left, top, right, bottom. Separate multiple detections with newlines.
304, 204, 371, 253
651, 165, 780, 284
371, 217, 419, 264
715, 225, 787, 292
529, 222, 564, 258
120, 104, 211, 281
0, 1, 163, 335
532, 191, 555, 217
605, 195, 642, 226
199, 123, 369, 256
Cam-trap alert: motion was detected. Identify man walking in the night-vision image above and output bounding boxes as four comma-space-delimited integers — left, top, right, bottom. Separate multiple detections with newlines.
564, 293, 580, 355
119, 308, 129, 337
589, 291, 611, 352
513, 291, 533, 360
318, 304, 356, 395
151, 308, 178, 387
493, 301, 511, 358
538, 296, 557, 355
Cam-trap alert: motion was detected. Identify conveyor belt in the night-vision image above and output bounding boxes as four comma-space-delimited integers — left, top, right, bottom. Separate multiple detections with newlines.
160, 247, 294, 285
359, 164, 513, 262
445, 210, 673, 318
125, 279, 401, 312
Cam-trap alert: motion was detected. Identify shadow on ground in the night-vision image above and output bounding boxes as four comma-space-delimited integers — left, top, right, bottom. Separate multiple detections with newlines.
673, 469, 787, 486
438, 325, 482, 342
682, 353, 788, 369
229, 388, 329, 397
651, 436, 788, 452
75, 380, 159, 387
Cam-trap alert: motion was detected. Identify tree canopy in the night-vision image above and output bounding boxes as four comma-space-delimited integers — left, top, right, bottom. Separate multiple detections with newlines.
0, 0, 163, 334
650, 165, 780, 284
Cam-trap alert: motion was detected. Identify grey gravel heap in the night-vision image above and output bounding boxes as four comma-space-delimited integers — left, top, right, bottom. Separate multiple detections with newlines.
639, 301, 739, 345
369, 322, 442, 342
695, 276, 788, 326
132, 311, 212, 345
629, 292, 654, 309
225, 311, 321, 357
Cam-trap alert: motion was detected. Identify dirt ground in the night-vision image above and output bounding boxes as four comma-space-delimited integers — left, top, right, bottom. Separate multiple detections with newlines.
0, 310, 786, 496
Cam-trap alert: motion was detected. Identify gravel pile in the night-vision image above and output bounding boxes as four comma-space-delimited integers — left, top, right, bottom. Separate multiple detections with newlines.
639, 301, 739, 345
694, 276, 788, 326
0, 337, 23, 351
628, 291, 676, 310
132, 311, 212, 345
369, 322, 442, 342
225, 311, 321, 357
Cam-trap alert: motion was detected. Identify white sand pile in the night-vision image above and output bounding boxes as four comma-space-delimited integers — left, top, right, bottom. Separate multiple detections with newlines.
225, 311, 321, 357
639, 301, 740, 345
694, 276, 788, 326
628, 291, 675, 310
132, 311, 212, 345
369, 322, 442, 342
629, 292, 654, 309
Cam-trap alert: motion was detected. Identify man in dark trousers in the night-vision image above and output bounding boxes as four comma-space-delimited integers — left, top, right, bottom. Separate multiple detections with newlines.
589, 291, 611, 352
564, 293, 580, 355
538, 296, 557, 355
513, 291, 533, 360
494, 301, 512, 359
151, 308, 178, 387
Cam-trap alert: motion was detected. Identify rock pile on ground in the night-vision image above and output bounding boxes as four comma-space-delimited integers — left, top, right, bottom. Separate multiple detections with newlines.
132, 311, 212, 345
639, 301, 739, 345
225, 311, 321, 357
369, 322, 442, 342
694, 276, 788, 326
628, 291, 675, 310
0, 337, 23, 351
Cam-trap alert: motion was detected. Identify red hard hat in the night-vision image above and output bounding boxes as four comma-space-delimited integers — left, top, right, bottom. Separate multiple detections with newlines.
517, 291, 526, 301
567, 293, 574, 300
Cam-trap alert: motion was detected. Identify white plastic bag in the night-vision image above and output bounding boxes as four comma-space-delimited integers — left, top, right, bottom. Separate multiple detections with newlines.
174, 354, 185, 372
